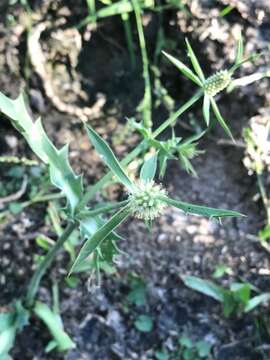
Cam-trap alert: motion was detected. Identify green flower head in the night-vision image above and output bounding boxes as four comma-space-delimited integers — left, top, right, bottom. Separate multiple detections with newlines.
128, 180, 167, 221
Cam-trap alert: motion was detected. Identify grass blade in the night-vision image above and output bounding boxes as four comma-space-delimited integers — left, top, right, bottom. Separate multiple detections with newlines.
210, 98, 234, 141
86, 125, 134, 191
185, 38, 205, 81
159, 196, 244, 218
162, 51, 203, 87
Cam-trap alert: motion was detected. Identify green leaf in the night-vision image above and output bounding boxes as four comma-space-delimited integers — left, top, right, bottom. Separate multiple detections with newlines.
140, 153, 157, 182
159, 196, 244, 218
230, 282, 251, 305
244, 293, 270, 313
134, 315, 153, 332
203, 94, 210, 126
182, 276, 225, 302
70, 206, 131, 274
0, 323, 16, 356
86, 125, 134, 191
213, 265, 232, 278
33, 302, 75, 352
179, 335, 193, 348
196, 340, 212, 357
210, 98, 234, 141
162, 51, 203, 87
0, 92, 83, 215
185, 38, 205, 81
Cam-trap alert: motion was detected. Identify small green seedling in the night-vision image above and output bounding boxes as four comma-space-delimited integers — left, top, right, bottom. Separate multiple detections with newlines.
178, 335, 213, 360
134, 314, 153, 332
183, 276, 270, 317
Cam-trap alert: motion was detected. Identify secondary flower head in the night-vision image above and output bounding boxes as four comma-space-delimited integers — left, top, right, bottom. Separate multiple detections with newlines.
204, 70, 232, 97
128, 180, 167, 221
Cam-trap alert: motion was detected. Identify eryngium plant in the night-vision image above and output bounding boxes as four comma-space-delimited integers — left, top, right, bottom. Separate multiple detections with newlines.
0, 36, 256, 356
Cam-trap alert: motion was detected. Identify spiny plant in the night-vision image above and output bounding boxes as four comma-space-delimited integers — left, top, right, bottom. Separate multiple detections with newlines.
0, 36, 258, 356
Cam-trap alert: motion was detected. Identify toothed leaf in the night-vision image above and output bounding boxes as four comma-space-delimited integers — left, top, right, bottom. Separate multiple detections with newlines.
86, 125, 134, 191
158, 196, 244, 218
0, 92, 83, 215
70, 206, 131, 274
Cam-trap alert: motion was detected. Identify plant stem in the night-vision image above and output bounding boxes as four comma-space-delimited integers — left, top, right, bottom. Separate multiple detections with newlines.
78, 90, 203, 210
25, 222, 77, 308
257, 174, 270, 223
121, 13, 136, 69
132, 0, 152, 129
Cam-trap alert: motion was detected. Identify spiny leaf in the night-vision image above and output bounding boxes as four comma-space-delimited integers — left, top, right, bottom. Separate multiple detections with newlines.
159, 196, 244, 218
69, 205, 131, 274
185, 38, 205, 81
210, 97, 234, 141
86, 125, 134, 192
162, 51, 203, 87
140, 153, 158, 182
0, 92, 83, 215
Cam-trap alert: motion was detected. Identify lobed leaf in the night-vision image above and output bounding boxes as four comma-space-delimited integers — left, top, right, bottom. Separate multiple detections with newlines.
86, 125, 134, 192
185, 38, 205, 81
69, 205, 131, 274
159, 196, 244, 218
162, 51, 203, 87
140, 153, 158, 182
0, 92, 83, 215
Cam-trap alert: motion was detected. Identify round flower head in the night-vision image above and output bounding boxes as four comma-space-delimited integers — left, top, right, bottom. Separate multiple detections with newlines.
128, 180, 167, 221
204, 70, 231, 97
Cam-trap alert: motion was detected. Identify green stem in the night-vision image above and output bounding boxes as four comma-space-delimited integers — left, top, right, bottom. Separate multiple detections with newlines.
25, 222, 77, 308
257, 174, 270, 223
132, 0, 152, 129
77, 200, 130, 219
78, 90, 203, 210
121, 13, 136, 69
25, 90, 202, 306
